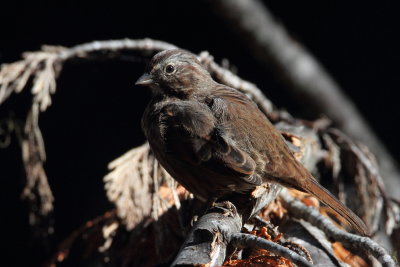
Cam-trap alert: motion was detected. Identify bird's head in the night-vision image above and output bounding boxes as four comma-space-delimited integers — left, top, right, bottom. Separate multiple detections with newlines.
135, 49, 213, 97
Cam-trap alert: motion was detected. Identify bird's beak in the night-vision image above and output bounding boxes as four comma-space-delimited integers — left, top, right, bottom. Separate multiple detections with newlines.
135, 73, 154, 86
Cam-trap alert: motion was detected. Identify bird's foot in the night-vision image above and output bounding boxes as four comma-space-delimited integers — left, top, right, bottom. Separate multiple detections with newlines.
209, 200, 238, 217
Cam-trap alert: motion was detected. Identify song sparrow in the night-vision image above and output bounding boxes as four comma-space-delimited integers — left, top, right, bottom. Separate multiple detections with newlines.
137, 49, 369, 236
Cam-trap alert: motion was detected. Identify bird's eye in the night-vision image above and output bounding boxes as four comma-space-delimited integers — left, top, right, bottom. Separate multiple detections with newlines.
165, 64, 175, 74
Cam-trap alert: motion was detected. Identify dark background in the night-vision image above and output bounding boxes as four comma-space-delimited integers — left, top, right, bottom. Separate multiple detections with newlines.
0, 1, 399, 266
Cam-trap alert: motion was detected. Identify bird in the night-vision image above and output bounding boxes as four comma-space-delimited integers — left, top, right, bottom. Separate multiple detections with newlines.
136, 49, 369, 236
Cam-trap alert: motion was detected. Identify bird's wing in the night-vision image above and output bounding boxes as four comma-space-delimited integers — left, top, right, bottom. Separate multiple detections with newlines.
161, 100, 258, 183
209, 85, 305, 180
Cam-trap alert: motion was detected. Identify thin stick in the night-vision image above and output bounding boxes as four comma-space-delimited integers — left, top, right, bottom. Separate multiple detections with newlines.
280, 190, 397, 267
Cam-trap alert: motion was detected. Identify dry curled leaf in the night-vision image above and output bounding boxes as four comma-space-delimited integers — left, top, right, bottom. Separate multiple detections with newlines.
332, 242, 368, 267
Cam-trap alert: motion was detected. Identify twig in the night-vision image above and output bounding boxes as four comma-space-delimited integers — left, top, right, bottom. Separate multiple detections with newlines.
208, 0, 400, 200
21, 103, 54, 219
57, 38, 177, 61
230, 233, 313, 267
280, 189, 397, 267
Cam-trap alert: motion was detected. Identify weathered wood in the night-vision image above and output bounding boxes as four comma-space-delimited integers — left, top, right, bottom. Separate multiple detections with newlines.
172, 184, 282, 266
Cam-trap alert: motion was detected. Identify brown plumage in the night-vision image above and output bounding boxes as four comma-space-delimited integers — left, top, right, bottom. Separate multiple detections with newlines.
137, 49, 369, 236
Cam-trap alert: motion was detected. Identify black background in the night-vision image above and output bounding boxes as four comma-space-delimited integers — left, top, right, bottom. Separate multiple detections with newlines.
1, 1, 399, 266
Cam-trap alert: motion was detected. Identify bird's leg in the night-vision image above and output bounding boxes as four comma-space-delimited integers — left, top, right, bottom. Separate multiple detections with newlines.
189, 195, 221, 226
190, 193, 231, 226
211, 200, 238, 217
205, 192, 238, 217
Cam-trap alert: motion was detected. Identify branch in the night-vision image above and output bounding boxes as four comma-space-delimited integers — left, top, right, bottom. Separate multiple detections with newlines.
0, 39, 177, 106
280, 189, 397, 267
171, 185, 282, 266
230, 233, 313, 267
21, 103, 54, 221
208, 0, 400, 200
171, 203, 242, 267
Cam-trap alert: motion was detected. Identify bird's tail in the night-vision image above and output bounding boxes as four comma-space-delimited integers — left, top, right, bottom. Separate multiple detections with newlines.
303, 177, 370, 236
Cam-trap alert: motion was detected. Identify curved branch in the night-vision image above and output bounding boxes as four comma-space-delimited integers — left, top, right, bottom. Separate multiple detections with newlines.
57, 38, 177, 61
280, 190, 397, 267
230, 233, 313, 267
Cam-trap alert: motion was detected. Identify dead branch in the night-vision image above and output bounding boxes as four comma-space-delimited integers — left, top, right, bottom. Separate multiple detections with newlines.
208, 0, 400, 200
21, 103, 54, 220
171, 203, 242, 267
280, 189, 397, 267
171, 185, 282, 266
230, 233, 313, 267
